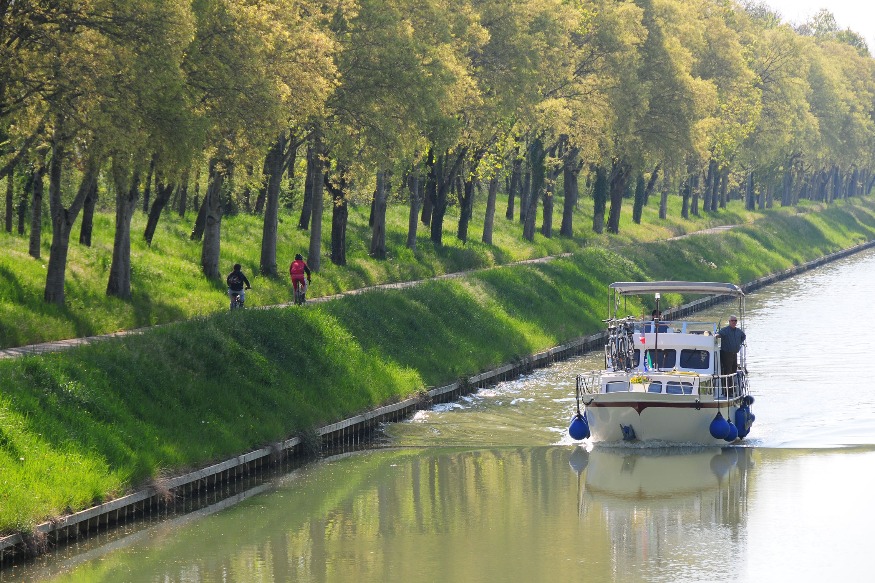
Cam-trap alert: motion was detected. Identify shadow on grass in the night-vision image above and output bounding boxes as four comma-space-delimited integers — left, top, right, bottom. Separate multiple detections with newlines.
0, 266, 28, 304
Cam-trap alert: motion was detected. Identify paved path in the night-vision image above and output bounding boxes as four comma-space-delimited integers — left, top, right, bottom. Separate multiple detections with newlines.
0, 224, 737, 359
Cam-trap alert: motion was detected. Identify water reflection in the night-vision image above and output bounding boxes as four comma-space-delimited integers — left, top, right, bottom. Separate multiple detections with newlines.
16, 445, 875, 583
572, 447, 751, 582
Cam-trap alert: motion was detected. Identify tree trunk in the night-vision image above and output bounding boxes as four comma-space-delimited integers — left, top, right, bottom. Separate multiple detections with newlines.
718, 168, 728, 209
795, 171, 808, 205
329, 166, 348, 265
4, 168, 13, 233
17, 179, 28, 235
406, 173, 421, 249
606, 159, 631, 234
482, 175, 499, 245
144, 178, 175, 246
643, 164, 660, 206
458, 175, 466, 204
79, 178, 98, 246
190, 194, 208, 241
710, 163, 720, 212
822, 168, 832, 203
45, 138, 96, 305
560, 151, 581, 237
745, 172, 755, 210
505, 155, 521, 220
420, 150, 435, 227
259, 132, 287, 276
831, 166, 841, 203
592, 166, 607, 234
307, 130, 325, 271
540, 147, 563, 239
200, 158, 228, 279
370, 170, 389, 258
519, 167, 531, 225
193, 167, 201, 212
298, 142, 315, 230
540, 184, 554, 238
430, 156, 449, 246
631, 173, 645, 224
106, 159, 140, 299
28, 161, 46, 258
681, 174, 691, 219
690, 172, 700, 217
177, 168, 189, 217
142, 153, 155, 213
458, 151, 485, 243
781, 166, 793, 207
457, 176, 476, 244
659, 173, 669, 219
703, 160, 716, 212
240, 165, 253, 213
430, 149, 466, 246
523, 139, 545, 241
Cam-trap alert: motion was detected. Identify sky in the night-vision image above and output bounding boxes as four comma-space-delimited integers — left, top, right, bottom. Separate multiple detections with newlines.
764, 0, 875, 50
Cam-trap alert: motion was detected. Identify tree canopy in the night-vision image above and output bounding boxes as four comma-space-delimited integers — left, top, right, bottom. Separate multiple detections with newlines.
3, 0, 875, 304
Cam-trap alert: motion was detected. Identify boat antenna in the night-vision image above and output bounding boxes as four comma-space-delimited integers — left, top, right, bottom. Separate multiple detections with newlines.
654, 293, 660, 371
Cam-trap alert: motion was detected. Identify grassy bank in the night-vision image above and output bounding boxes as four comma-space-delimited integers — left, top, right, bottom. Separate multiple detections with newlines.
0, 188, 746, 350
2, 198, 875, 535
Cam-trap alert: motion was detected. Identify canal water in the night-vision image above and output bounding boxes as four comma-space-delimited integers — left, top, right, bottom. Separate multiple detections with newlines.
5, 248, 875, 582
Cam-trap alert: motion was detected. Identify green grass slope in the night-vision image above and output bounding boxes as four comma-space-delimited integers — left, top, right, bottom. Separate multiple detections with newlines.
0, 188, 747, 349
2, 198, 874, 534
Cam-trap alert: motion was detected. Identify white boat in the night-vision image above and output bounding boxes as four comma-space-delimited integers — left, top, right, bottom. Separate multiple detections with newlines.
568, 281, 755, 445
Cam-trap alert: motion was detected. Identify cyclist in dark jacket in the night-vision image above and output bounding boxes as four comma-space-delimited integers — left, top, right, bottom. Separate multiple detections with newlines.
226, 263, 251, 307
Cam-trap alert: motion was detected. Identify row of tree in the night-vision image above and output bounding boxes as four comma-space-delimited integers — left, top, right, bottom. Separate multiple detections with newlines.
2, 0, 875, 306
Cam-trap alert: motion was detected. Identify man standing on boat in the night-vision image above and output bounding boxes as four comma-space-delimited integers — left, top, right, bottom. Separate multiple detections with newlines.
717, 315, 746, 375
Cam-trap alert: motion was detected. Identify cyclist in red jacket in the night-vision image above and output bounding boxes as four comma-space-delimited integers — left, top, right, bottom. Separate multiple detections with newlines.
289, 254, 311, 304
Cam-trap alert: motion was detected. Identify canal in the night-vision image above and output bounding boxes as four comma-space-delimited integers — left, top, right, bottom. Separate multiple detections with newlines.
4, 248, 875, 582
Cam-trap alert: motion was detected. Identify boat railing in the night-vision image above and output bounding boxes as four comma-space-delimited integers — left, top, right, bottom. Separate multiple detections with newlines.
578, 369, 750, 400
713, 370, 750, 401
632, 320, 718, 335
576, 371, 602, 395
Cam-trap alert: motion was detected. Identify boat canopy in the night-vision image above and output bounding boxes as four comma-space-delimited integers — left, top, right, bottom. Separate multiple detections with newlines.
609, 281, 744, 297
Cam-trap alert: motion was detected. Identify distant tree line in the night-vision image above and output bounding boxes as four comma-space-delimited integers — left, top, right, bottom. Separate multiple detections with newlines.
2, 0, 874, 305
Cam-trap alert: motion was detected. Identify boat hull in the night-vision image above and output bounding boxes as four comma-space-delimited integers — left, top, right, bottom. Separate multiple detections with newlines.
585, 393, 743, 445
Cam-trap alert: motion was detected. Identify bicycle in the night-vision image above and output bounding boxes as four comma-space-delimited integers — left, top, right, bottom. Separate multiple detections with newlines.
293, 281, 308, 305
605, 316, 636, 371
229, 287, 250, 310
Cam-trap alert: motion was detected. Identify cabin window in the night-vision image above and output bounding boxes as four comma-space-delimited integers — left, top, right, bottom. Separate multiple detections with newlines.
680, 349, 710, 370
605, 381, 628, 393
642, 323, 670, 333
644, 349, 676, 369
647, 381, 663, 393
666, 381, 694, 395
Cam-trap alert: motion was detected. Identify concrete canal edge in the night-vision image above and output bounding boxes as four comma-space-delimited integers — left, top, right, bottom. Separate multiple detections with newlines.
2, 238, 874, 564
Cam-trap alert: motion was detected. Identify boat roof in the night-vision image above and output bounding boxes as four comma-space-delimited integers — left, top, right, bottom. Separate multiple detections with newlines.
609, 281, 744, 297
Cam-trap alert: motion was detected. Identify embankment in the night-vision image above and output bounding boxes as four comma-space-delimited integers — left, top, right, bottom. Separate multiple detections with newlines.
2, 199, 875, 560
